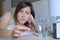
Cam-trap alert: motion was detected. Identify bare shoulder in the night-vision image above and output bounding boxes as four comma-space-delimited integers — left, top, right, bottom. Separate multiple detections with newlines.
2, 12, 12, 18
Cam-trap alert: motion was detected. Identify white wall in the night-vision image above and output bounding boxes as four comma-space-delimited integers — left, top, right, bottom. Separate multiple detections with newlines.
32, 0, 48, 18
32, 0, 49, 22
49, 0, 60, 17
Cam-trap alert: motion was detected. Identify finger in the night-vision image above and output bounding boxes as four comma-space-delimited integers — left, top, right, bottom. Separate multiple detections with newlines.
14, 30, 22, 34
18, 27, 30, 32
17, 27, 30, 31
18, 28, 30, 32
13, 34, 20, 38
15, 25, 31, 32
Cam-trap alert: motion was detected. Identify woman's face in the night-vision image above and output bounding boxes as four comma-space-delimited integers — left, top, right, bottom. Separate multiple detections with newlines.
17, 6, 31, 25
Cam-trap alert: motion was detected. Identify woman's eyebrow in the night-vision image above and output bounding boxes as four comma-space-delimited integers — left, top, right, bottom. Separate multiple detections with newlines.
26, 11, 31, 13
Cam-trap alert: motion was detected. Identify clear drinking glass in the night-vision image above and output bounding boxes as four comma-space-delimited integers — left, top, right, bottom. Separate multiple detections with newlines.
36, 17, 43, 37
42, 18, 49, 37
36, 17, 49, 37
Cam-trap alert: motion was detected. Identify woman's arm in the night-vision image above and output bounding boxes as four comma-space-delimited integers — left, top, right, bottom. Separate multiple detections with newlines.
0, 29, 13, 37
0, 12, 12, 29
0, 12, 13, 37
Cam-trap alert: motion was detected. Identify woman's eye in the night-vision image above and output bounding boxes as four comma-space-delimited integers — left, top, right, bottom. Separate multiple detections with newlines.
26, 13, 30, 14
19, 10, 23, 13
26, 11, 31, 15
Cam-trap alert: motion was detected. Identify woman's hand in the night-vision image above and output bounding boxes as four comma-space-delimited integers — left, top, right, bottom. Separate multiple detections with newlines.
12, 25, 30, 38
28, 15, 38, 32
28, 15, 36, 25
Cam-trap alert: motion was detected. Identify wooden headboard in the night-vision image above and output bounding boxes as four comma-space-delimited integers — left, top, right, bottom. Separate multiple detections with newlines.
0, 0, 2, 17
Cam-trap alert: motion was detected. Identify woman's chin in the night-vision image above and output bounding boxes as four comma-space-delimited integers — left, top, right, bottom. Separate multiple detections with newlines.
19, 22, 25, 25
19, 20, 26, 24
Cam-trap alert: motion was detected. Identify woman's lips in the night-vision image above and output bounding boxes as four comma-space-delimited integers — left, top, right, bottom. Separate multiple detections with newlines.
20, 19, 25, 20
19, 19, 26, 21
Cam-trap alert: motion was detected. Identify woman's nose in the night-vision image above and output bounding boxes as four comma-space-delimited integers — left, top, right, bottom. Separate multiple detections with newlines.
21, 13, 25, 18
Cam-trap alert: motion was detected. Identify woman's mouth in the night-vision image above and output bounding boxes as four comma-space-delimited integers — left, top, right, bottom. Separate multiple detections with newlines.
20, 19, 26, 21
20, 19, 25, 20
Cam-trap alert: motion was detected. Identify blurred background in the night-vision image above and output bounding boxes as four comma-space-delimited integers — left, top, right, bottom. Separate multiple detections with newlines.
0, 0, 60, 38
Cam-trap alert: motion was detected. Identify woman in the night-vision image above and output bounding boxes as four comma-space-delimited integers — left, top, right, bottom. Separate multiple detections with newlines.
0, 1, 36, 38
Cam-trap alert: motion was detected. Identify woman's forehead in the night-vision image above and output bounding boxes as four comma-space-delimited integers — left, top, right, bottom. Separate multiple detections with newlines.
20, 6, 31, 12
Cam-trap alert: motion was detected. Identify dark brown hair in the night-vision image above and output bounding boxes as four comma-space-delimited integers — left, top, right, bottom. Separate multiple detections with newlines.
14, 1, 35, 27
